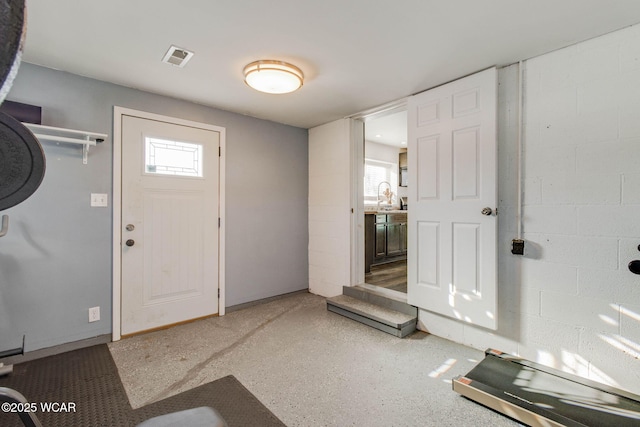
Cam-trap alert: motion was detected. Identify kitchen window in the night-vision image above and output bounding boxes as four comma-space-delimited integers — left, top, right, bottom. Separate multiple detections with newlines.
364, 158, 398, 205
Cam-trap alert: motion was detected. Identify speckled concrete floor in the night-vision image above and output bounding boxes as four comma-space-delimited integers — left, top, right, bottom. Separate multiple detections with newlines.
108, 292, 521, 427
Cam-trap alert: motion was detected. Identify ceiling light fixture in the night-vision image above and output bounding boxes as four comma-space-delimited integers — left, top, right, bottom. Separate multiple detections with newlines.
243, 60, 304, 94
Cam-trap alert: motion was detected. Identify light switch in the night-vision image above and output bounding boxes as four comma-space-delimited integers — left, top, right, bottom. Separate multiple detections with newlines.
91, 193, 108, 207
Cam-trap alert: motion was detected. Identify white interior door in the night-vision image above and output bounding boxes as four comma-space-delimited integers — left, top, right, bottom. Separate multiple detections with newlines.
407, 67, 498, 330
121, 114, 220, 335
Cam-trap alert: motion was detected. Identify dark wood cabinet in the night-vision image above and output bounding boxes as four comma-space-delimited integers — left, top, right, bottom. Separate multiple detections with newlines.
386, 222, 403, 256
375, 223, 387, 258
365, 212, 407, 272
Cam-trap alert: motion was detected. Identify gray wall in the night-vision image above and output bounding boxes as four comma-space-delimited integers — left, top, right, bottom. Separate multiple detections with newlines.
0, 63, 308, 352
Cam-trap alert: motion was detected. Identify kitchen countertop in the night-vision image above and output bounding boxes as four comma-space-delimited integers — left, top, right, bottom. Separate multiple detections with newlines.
365, 209, 407, 214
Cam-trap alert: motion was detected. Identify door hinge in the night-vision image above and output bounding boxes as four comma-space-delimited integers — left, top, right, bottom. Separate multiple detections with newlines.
218, 217, 221, 228
218, 289, 220, 298
219, 146, 221, 157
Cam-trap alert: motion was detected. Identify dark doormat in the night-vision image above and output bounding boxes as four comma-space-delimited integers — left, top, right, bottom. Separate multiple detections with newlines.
0, 344, 286, 427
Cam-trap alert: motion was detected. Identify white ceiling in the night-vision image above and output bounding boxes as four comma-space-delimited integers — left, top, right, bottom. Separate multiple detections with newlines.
21, 0, 640, 129
364, 111, 407, 147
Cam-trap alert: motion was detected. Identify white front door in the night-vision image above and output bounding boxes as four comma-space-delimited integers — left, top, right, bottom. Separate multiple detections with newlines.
407, 67, 498, 330
121, 114, 220, 335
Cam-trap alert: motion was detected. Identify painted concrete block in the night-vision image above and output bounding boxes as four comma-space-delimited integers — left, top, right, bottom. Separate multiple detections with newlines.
577, 27, 625, 52
616, 71, 640, 111
537, 86, 578, 123
537, 47, 578, 91
496, 206, 516, 233
520, 287, 542, 316
620, 107, 640, 139
576, 141, 624, 174
622, 173, 640, 204
524, 144, 576, 176
537, 117, 579, 147
541, 291, 620, 333
308, 206, 345, 223
308, 249, 344, 271
578, 328, 640, 394
520, 258, 578, 293
308, 176, 344, 206
538, 234, 618, 270
522, 204, 577, 235
308, 236, 344, 257
574, 44, 620, 85
520, 314, 581, 354
523, 177, 542, 205
309, 220, 343, 239
542, 173, 620, 205
575, 108, 619, 144
577, 79, 621, 114
619, 302, 640, 345
529, 43, 575, 71
578, 268, 640, 303
617, 137, 640, 173
578, 205, 640, 238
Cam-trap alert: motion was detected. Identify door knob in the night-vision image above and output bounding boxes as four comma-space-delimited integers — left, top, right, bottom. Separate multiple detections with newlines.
125, 224, 135, 231
125, 239, 135, 247
481, 207, 493, 216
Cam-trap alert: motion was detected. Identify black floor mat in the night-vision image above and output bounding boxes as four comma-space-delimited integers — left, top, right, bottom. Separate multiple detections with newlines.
0, 344, 286, 427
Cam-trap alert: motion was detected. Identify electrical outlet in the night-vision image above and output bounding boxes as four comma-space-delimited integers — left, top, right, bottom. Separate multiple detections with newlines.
88, 306, 100, 322
90, 193, 108, 207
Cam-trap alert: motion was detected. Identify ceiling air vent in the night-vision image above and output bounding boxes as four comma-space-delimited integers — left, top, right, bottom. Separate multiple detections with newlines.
162, 45, 194, 68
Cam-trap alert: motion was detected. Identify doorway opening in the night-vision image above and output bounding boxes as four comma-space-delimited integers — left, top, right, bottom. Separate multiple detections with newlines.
361, 109, 408, 295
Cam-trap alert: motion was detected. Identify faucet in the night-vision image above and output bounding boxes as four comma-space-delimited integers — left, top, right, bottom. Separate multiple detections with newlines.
377, 181, 391, 210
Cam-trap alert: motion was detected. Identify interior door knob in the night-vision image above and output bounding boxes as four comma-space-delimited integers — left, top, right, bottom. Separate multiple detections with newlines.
125, 239, 135, 247
125, 224, 135, 231
481, 207, 493, 216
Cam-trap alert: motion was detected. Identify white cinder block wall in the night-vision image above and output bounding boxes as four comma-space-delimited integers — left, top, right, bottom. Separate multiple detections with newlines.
309, 119, 352, 297
419, 23, 640, 394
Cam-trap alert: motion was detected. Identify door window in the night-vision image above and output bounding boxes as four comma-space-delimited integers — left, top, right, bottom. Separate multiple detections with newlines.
145, 136, 203, 177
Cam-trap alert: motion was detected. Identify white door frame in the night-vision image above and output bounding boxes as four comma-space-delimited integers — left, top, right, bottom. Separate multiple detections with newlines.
111, 106, 226, 341
348, 99, 407, 288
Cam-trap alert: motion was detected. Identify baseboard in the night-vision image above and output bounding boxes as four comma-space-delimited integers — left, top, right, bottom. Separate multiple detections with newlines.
226, 289, 309, 313
1, 334, 111, 365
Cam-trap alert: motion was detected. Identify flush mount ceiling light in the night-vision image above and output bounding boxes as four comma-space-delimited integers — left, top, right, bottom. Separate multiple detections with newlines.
243, 60, 304, 94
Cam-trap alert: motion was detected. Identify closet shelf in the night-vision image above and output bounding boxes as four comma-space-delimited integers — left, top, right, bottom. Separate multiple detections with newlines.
22, 123, 108, 165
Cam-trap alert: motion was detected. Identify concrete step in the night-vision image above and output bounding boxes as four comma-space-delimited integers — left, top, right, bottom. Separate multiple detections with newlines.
326, 294, 417, 338
342, 285, 417, 317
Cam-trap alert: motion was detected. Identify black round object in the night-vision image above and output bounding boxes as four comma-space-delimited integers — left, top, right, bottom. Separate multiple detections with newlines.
0, 0, 26, 103
629, 260, 640, 275
0, 111, 46, 211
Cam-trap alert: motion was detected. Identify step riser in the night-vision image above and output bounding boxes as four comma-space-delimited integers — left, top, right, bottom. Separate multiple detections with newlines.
327, 303, 416, 338
343, 286, 417, 317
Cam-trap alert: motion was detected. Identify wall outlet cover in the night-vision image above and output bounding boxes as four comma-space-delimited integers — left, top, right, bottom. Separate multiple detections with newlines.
89, 306, 100, 322
90, 193, 108, 207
